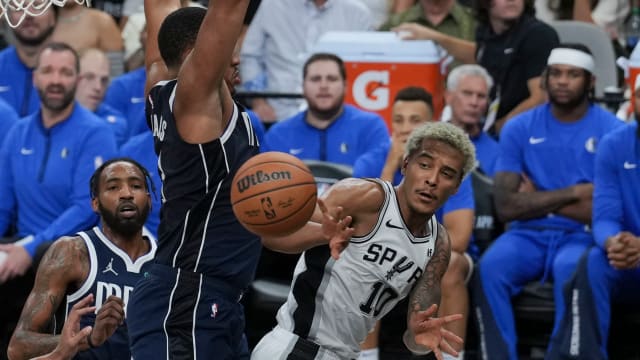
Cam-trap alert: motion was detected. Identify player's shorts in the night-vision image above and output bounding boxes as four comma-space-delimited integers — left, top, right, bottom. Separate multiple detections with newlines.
127, 263, 248, 359
251, 326, 349, 360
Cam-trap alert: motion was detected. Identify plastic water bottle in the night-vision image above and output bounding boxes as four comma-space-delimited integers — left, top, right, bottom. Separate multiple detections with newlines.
626, 3, 640, 55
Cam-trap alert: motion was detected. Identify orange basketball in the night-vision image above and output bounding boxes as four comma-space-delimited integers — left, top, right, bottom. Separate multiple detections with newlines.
231, 152, 317, 237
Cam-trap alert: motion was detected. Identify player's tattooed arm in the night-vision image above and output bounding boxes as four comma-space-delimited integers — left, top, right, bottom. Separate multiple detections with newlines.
403, 223, 450, 352
494, 171, 578, 222
8, 237, 90, 360
409, 222, 449, 314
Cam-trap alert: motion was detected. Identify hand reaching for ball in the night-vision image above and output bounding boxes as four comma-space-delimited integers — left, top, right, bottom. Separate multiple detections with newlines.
318, 199, 354, 260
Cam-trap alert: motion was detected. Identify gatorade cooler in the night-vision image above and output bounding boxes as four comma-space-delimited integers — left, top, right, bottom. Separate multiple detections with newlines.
621, 43, 640, 116
313, 31, 447, 130
628, 43, 640, 93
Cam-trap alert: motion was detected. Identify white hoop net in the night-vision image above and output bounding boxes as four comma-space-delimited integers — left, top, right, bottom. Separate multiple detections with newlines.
1, 0, 91, 28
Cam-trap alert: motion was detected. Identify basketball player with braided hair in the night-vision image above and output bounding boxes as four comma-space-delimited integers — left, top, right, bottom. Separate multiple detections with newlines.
126, 0, 261, 358
8, 158, 156, 360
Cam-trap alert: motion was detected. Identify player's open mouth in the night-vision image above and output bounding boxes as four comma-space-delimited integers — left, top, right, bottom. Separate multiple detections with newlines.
417, 191, 435, 202
118, 204, 138, 217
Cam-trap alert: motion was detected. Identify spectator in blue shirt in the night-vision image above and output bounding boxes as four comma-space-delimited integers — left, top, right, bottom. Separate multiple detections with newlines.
263, 53, 389, 166
0, 4, 57, 117
0, 98, 20, 147
547, 77, 640, 360
445, 64, 499, 177
104, 66, 146, 139
76, 48, 129, 147
473, 44, 623, 360
353, 86, 475, 360
0, 43, 117, 353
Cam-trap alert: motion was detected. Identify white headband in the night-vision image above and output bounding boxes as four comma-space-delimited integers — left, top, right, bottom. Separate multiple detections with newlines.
547, 48, 595, 73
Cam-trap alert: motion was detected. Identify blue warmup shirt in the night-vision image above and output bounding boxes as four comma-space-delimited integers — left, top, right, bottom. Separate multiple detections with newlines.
95, 103, 129, 148
352, 143, 475, 219
472, 131, 499, 177
0, 46, 40, 117
262, 104, 390, 166
104, 67, 146, 138
119, 131, 161, 238
593, 121, 640, 248
497, 103, 622, 231
0, 103, 118, 256
0, 97, 19, 146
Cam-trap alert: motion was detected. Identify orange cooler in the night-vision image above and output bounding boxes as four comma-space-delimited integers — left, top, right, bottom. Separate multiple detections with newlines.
313, 31, 447, 131
624, 43, 640, 115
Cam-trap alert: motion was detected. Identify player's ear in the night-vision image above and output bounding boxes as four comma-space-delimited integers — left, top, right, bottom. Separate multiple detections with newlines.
401, 155, 409, 175
91, 196, 99, 213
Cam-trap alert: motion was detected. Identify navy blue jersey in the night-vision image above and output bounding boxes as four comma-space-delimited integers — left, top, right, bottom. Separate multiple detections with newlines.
65, 227, 156, 360
146, 80, 261, 291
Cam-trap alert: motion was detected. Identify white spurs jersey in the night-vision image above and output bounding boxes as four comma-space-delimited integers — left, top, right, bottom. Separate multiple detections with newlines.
276, 179, 439, 359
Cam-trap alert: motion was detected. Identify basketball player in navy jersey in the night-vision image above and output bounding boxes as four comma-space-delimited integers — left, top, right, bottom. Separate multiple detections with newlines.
8, 158, 156, 360
252, 122, 475, 360
126, 0, 261, 358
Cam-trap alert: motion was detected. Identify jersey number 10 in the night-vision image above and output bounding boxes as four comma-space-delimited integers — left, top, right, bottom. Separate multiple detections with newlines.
360, 281, 399, 317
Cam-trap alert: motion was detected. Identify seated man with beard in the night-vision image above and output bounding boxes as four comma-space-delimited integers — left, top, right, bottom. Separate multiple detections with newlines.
8, 158, 157, 360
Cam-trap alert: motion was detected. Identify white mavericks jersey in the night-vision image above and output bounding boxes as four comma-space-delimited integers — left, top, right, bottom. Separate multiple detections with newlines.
276, 179, 438, 359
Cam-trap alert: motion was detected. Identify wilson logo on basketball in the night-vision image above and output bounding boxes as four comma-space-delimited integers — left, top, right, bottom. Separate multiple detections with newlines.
236, 170, 292, 193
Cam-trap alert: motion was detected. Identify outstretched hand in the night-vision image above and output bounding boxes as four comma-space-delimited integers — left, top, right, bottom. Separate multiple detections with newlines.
407, 304, 464, 360
392, 23, 440, 41
318, 198, 354, 260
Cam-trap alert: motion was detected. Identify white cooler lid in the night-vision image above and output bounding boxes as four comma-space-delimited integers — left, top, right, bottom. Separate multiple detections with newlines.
312, 31, 446, 63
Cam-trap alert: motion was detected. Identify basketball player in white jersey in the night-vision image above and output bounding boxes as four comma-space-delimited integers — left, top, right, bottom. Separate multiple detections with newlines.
252, 121, 476, 360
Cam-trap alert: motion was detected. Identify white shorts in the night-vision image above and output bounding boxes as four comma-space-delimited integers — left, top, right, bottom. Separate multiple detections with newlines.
251, 326, 344, 360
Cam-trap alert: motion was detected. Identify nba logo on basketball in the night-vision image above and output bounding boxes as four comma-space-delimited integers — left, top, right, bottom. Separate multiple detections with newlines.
261, 197, 276, 219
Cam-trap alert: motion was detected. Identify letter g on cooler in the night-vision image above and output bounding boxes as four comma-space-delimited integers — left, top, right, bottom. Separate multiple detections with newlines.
352, 70, 390, 111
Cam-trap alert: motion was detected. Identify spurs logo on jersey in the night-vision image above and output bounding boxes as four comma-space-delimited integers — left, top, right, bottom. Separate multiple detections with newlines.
276, 179, 438, 359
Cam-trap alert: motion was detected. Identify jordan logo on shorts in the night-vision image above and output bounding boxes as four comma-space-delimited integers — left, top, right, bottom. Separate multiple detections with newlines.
102, 258, 119, 276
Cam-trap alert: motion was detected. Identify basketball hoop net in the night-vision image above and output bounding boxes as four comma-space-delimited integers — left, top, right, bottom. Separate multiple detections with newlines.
1, 0, 91, 28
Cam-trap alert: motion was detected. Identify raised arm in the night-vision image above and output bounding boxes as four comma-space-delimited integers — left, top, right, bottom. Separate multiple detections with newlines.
143, 0, 180, 96
173, 0, 250, 143
404, 223, 463, 358
8, 238, 88, 360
